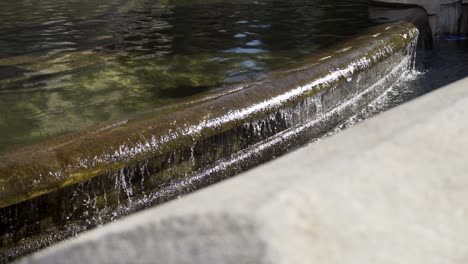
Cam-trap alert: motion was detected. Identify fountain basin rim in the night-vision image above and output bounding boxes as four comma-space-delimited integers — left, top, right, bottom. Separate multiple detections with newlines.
0, 21, 419, 208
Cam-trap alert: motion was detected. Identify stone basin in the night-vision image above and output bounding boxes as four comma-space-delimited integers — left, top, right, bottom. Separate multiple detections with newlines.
0, 21, 418, 262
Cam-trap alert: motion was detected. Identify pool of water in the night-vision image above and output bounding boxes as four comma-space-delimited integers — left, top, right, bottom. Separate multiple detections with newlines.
0, 0, 378, 151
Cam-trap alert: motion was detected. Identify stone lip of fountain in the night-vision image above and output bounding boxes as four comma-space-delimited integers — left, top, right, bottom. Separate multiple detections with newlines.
1, 21, 419, 263
0, 22, 418, 209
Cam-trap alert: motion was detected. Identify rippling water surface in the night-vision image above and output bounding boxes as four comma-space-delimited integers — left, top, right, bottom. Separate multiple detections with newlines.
0, 0, 376, 150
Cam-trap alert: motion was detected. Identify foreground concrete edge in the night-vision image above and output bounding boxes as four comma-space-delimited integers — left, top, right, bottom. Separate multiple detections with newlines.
18, 77, 468, 264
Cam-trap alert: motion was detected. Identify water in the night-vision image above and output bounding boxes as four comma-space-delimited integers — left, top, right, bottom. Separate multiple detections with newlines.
330, 38, 468, 131
0, 0, 376, 151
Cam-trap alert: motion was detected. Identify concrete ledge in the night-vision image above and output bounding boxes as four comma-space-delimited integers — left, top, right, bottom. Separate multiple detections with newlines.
371, 0, 440, 14
372, 0, 468, 35
371, 0, 459, 14
18, 76, 468, 264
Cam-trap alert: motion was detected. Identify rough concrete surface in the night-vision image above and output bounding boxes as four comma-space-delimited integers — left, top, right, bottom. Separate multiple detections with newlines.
17, 77, 468, 264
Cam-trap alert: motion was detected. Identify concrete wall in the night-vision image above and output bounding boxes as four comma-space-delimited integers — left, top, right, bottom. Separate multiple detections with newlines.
373, 0, 459, 15
372, 0, 440, 14
373, 0, 468, 35
16, 75, 468, 264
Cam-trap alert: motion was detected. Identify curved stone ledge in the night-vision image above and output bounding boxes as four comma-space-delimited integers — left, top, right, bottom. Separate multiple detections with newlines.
0, 22, 418, 209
